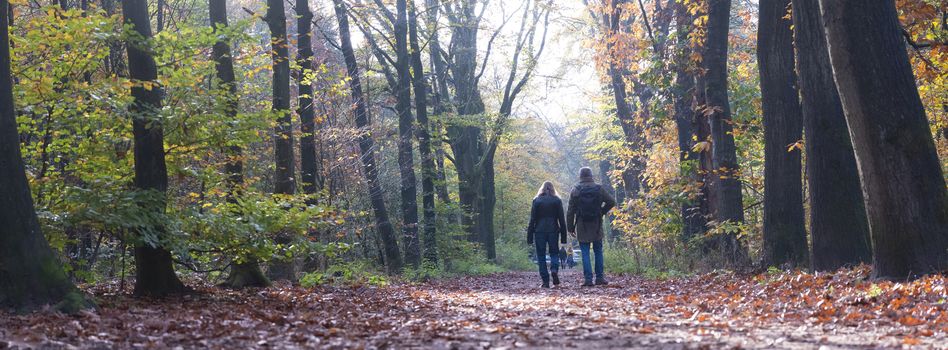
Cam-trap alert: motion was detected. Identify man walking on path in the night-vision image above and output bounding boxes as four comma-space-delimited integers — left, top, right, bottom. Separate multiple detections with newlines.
567, 167, 617, 287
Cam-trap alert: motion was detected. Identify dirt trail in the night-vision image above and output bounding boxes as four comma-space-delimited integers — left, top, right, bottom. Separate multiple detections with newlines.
1, 269, 945, 349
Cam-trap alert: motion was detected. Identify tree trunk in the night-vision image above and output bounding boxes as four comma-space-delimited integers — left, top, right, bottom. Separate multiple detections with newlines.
409, 0, 438, 264
266, 0, 297, 281
672, 0, 706, 240
394, 0, 420, 267
333, 0, 402, 274
791, 0, 870, 271
702, 0, 746, 265
211, 0, 269, 288
0, 0, 88, 312
757, 0, 807, 267
820, 0, 948, 279
445, 2, 491, 259
122, 0, 187, 297
606, 0, 645, 201
297, 0, 317, 199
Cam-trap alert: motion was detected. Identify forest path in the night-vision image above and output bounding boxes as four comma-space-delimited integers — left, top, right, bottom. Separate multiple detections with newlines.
1, 269, 944, 349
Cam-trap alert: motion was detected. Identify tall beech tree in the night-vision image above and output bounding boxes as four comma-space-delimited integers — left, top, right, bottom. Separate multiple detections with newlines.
0, 0, 87, 311
297, 0, 318, 201
604, 0, 646, 200
791, 0, 871, 270
408, 0, 438, 264
442, 0, 490, 255
425, 0, 455, 212
820, 0, 948, 279
333, 0, 403, 274
757, 0, 807, 267
210, 0, 269, 288
122, 0, 187, 296
442, 0, 549, 260
671, 0, 706, 239
349, 0, 420, 266
701, 0, 746, 264
393, 0, 421, 267
265, 0, 297, 281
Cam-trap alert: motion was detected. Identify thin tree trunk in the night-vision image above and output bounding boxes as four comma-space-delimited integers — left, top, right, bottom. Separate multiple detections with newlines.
820, 0, 948, 279
758, 0, 807, 267
122, 0, 187, 296
266, 0, 297, 281
702, 0, 746, 265
394, 0, 420, 267
409, 0, 438, 264
333, 0, 402, 274
791, 0, 870, 271
211, 0, 269, 288
0, 0, 88, 312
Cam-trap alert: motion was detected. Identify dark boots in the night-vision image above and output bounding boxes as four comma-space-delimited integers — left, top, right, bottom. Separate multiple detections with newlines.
551, 272, 561, 286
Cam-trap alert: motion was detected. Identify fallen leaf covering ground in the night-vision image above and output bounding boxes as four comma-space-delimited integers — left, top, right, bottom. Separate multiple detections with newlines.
1, 266, 946, 349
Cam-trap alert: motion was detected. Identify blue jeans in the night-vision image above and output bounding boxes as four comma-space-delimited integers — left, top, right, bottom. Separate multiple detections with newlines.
534, 232, 560, 283
579, 240, 604, 283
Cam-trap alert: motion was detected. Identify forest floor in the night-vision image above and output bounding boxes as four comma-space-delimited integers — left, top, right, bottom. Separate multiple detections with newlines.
1, 266, 946, 349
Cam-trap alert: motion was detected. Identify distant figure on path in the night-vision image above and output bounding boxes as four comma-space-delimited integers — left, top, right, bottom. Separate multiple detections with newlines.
527, 181, 568, 288
567, 167, 616, 287
558, 247, 568, 267
566, 248, 575, 269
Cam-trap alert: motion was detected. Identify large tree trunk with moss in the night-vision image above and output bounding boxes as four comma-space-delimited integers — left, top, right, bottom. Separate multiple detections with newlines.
0, 0, 88, 312
333, 0, 402, 274
121, 0, 188, 296
409, 0, 438, 264
820, 0, 948, 280
701, 0, 747, 266
757, 0, 808, 267
791, 0, 870, 271
210, 0, 269, 288
393, 0, 421, 267
265, 0, 297, 281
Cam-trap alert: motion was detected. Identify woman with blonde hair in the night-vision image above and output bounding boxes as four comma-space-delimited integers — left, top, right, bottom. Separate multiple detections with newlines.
527, 181, 568, 288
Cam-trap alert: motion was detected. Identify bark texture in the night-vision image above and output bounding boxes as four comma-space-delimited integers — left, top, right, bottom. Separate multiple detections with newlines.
757, 0, 807, 267
791, 0, 871, 270
702, 0, 746, 265
820, 0, 948, 279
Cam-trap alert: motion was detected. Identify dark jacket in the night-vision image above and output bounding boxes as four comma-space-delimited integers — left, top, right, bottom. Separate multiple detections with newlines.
566, 177, 617, 242
527, 194, 568, 244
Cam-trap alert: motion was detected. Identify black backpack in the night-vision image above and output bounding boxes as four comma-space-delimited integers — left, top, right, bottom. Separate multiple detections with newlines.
576, 184, 603, 222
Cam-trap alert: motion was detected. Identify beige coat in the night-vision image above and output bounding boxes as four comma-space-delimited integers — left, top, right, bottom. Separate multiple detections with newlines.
566, 178, 617, 243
